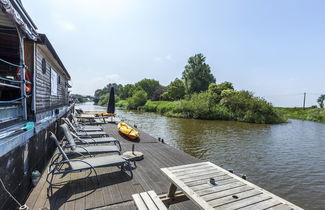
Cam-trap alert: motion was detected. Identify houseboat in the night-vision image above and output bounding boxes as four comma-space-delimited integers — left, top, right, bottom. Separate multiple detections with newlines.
0, 0, 72, 209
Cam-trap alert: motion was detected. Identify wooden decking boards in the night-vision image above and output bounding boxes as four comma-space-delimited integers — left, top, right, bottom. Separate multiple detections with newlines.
25, 123, 301, 210
26, 123, 200, 210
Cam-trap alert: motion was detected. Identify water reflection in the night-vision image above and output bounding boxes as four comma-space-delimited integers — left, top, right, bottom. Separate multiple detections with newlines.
76, 102, 325, 209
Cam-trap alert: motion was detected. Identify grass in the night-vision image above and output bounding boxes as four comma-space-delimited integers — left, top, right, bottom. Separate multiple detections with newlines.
275, 107, 325, 123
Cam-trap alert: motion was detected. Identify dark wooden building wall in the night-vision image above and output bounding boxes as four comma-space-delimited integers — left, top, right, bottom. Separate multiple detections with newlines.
35, 46, 69, 113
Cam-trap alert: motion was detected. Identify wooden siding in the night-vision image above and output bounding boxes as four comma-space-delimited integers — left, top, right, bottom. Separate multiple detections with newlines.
35, 46, 69, 113
0, 10, 15, 28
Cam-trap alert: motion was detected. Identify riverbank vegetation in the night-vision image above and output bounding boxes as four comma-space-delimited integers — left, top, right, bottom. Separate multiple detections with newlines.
95, 53, 286, 124
70, 94, 93, 103
275, 107, 325, 123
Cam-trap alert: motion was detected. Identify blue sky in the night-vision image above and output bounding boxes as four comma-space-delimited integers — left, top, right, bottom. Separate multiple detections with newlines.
23, 0, 325, 107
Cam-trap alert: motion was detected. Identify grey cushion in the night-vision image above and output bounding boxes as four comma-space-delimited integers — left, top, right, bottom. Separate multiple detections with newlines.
66, 145, 120, 155
79, 126, 102, 131
77, 137, 117, 144
76, 131, 107, 137
70, 155, 126, 170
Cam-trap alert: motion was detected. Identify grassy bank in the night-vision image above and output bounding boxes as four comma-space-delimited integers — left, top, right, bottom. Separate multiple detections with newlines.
116, 99, 286, 124
275, 107, 325, 123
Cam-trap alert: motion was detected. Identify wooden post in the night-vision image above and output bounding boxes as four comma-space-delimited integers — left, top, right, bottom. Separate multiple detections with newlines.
17, 29, 27, 120
303, 92, 306, 109
167, 183, 177, 198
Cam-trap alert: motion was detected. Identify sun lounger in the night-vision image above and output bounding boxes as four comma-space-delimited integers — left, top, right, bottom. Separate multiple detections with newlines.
70, 114, 103, 131
70, 132, 121, 150
47, 132, 133, 196
62, 118, 107, 138
60, 124, 121, 154
64, 117, 103, 132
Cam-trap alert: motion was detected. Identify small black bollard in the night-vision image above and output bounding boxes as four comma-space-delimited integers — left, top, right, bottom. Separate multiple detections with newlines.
132, 144, 135, 155
158, 137, 161, 142
241, 174, 247, 180
161, 138, 164, 143
228, 169, 234, 173
209, 178, 216, 185
134, 124, 137, 128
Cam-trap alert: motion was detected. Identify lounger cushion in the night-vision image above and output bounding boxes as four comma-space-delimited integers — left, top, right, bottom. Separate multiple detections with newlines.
70, 155, 126, 170
66, 145, 120, 154
76, 131, 107, 137
76, 137, 117, 144
79, 126, 103, 131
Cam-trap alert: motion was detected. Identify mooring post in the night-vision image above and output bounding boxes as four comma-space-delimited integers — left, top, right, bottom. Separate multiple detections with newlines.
132, 144, 135, 155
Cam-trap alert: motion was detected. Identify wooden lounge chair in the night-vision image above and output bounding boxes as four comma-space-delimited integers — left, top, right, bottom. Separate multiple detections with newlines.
47, 132, 133, 196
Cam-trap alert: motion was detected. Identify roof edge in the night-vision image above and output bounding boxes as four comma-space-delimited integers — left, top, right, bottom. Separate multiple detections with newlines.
38, 34, 71, 80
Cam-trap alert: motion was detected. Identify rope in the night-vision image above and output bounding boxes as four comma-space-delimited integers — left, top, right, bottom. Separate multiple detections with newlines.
0, 58, 24, 68
0, 95, 31, 104
0, 177, 22, 207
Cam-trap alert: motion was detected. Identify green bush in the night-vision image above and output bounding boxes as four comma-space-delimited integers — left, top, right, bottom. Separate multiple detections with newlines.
127, 90, 148, 110
116, 100, 128, 109
98, 94, 109, 106
141, 100, 179, 114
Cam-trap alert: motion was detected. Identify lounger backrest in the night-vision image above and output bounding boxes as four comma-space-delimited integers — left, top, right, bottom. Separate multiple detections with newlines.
49, 132, 71, 167
71, 114, 79, 126
59, 123, 77, 150
62, 118, 78, 133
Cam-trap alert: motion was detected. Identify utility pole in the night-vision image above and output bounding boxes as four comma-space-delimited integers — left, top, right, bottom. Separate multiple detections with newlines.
303, 92, 306, 109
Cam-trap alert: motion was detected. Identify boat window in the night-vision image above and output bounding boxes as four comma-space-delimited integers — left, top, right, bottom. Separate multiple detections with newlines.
41, 58, 46, 74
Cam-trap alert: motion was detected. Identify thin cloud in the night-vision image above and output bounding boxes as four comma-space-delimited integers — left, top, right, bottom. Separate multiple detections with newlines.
154, 55, 172, 62
56, 21, 77, 32
71, 74, 130, 95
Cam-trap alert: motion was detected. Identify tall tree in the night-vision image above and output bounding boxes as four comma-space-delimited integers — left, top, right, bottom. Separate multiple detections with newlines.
135, 79, 160, 99
317, 94, 325, 108
182, 53, 216, 94
119, 84, 138, 99
161, 78, 186, 100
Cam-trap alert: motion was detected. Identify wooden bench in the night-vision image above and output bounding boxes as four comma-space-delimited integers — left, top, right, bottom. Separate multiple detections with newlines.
132, 191, 168, 210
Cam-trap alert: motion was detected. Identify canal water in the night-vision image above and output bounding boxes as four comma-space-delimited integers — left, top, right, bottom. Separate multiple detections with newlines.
77, 102, 325, 209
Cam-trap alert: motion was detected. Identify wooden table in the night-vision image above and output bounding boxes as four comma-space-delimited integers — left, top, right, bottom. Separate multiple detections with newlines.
161, 162, 303, 210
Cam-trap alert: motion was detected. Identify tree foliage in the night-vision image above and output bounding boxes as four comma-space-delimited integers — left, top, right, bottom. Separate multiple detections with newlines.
127, 90, 148, 109
94, 83, 122, 104
208, 82, 234, 104
317, 94, 325, 108
182, 53, 216, 94
92, 53, 284, 124
135, 79, 161, 100
161, 78, 186, 101
119, 84, 138, 99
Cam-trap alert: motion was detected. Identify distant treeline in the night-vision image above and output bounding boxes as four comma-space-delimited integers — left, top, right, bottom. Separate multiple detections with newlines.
70, 94, 93, 103
94, 54, 294, 124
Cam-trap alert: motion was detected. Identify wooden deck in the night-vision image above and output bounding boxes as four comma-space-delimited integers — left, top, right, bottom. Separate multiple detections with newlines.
26, 123, 201, 210
26, 122, 302, 210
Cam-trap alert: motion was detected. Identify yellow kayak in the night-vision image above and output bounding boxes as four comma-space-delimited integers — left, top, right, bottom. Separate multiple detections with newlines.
117, 122, 139, 140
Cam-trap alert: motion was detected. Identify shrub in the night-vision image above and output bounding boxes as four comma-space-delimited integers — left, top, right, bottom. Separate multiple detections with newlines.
116, 100, 128, 109
98, 94, 109, 106
127, 90, 148, 110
